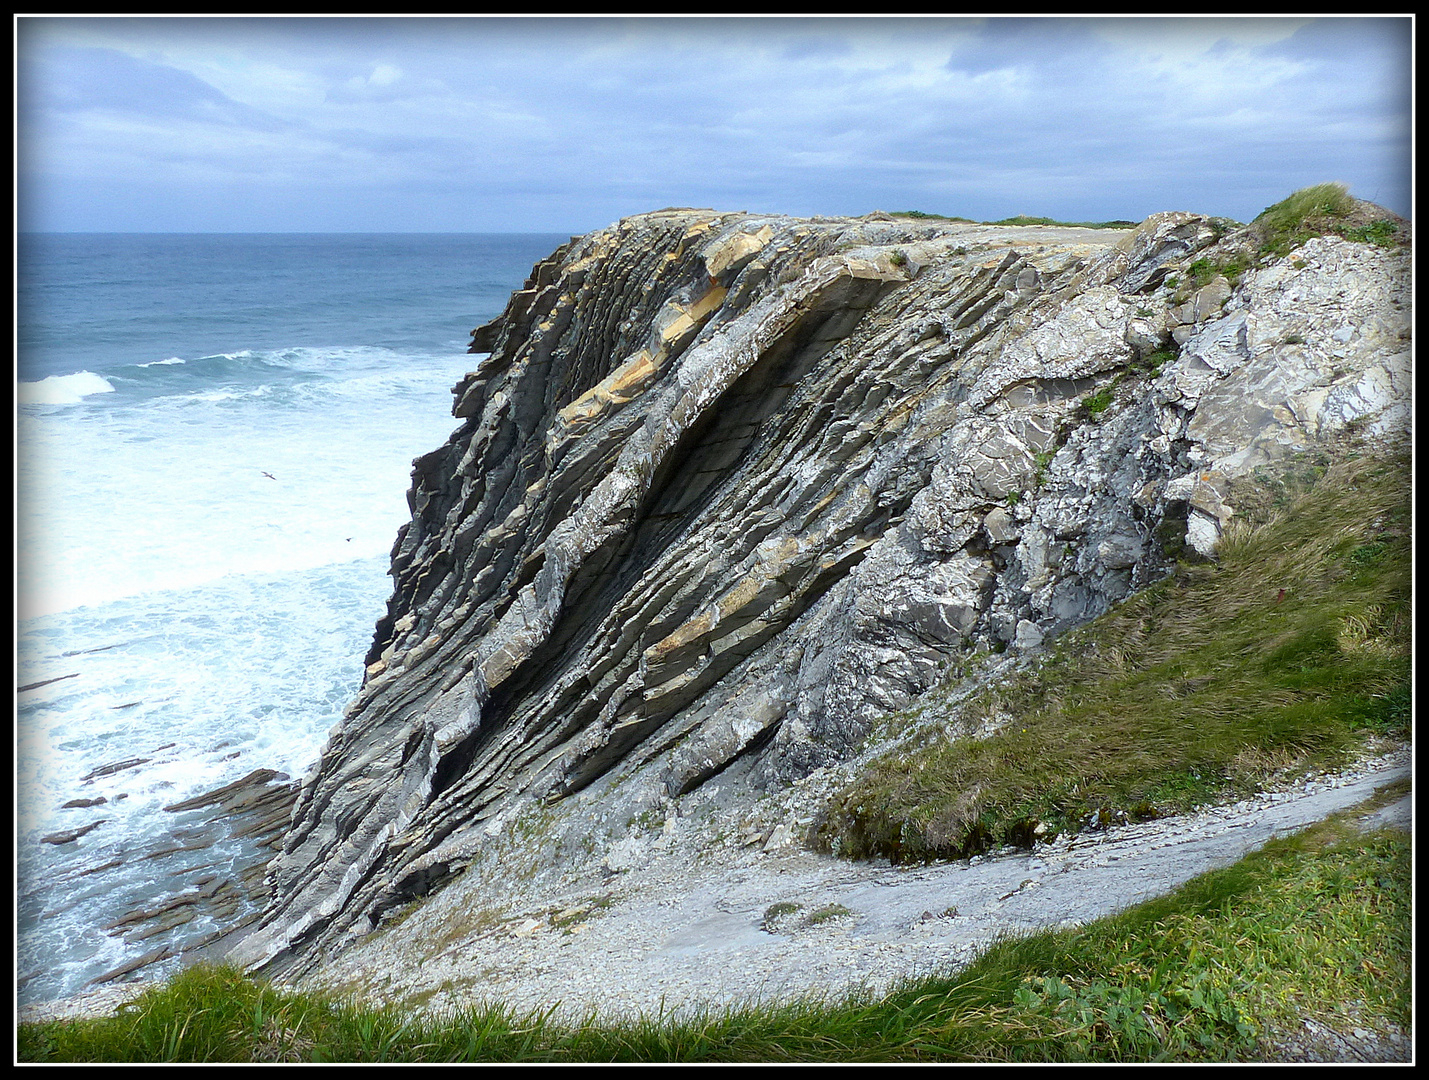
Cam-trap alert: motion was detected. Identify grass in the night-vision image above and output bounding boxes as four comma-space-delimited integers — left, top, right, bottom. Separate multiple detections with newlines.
890, 210, 976, 223
805, 904, 854, 925
886, 210, 1136, 229
18, 812, 1408, 1062
762, 902, 802, 930
1186, 254, 1252, 289
816, 453, 1409, 863
984, 215, 1138, 230
1080, 387, 1115, 419
1136, 348, 1176, 377
1253, 183, 1408, 258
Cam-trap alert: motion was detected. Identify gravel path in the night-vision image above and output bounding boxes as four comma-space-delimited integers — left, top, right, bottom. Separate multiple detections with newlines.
306, 750, 1410, 1027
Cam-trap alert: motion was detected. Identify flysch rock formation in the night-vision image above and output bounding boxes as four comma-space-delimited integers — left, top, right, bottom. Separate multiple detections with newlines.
224, 206, 1410, 981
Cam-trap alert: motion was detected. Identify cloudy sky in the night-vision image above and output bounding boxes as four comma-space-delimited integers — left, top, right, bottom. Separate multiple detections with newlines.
16, 16, 1413, 233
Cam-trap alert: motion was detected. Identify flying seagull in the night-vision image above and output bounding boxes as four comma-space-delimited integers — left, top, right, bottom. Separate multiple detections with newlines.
261, 471, 277, 480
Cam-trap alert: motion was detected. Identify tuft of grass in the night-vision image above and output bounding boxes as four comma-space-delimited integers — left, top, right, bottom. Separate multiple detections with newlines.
816, 453, 1409, 863
1080, 387, 1115, 419
1136, 348, 1177, 378
1252, 183, 1406, 258
1186, 255, 1251, 289
19, 815, 1408, 1062
762, 901, 803, 930
805, 904, 854, 925
1256, 182, 1354, 232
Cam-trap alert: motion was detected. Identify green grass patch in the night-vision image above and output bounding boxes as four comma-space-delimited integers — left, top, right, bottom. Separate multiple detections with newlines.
1186, 255, 1251, 289
1080, 387, 1115, 419
1253, 183, 1407, 258
19, 816, 1408, 1062
762, 901, 803, 929
806, 904, 854, 925
891, 210, 976, 223
1256, 183, 1354, 237
1340, 219, 1400, 248
1136, 348, 1177, 378
816, 453, 1409, 863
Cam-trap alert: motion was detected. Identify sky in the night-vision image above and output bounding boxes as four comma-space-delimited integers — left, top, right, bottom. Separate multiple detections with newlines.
15, 15, 1414, 234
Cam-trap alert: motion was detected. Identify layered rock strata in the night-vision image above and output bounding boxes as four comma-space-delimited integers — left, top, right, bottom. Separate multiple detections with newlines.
231, 208, 1410, 977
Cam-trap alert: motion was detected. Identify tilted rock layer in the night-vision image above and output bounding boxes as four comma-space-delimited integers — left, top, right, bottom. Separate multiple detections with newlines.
231, 208, 1410, 976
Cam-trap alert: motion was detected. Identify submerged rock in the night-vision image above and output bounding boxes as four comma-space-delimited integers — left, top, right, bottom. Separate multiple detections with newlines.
227, 208, 1410, 977
77, 768, 301, 988
41, 820, 107, 846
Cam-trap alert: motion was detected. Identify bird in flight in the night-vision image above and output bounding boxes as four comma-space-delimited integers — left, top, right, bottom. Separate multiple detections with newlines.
261, 471, 277, 480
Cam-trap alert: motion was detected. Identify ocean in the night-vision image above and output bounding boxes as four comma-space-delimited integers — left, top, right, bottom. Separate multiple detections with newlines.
16, 232, 566, 1006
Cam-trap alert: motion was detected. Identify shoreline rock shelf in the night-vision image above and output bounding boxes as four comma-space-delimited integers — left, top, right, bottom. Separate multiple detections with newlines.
55, 768, 302, 989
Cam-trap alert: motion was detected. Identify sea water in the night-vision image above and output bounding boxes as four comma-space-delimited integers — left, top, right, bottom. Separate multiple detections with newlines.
16, 232, 565, 1005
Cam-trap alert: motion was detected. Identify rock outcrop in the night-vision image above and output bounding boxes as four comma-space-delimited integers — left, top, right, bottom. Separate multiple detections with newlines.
229, 208, 1410, 977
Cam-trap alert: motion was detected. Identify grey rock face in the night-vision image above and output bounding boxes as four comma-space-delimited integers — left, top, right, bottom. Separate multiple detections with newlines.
230, 210, 1409, 976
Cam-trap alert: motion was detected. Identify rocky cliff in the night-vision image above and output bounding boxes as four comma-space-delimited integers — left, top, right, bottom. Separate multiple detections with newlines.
229, 206, 1410, 977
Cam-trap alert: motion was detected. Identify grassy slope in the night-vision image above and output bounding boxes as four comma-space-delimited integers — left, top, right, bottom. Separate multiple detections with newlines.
17, 808, 1409, 1062
1253, 182, 1410, 258
817, 453, 1411, 863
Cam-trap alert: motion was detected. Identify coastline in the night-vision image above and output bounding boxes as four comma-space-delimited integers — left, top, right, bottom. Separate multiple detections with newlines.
24, 744, 1404, 1033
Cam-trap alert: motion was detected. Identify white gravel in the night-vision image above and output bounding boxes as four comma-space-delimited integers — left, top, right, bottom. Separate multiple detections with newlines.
299, 748, 1410, 1026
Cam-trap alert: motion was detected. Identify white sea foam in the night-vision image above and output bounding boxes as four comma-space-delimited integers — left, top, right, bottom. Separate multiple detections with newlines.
17, 371, 116, 406
16, 556, 390, 1004
137, 357, 187, 367
17, 346, 468, 619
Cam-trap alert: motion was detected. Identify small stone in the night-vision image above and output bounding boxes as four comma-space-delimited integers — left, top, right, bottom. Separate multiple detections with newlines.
1013, 620, 1044, 650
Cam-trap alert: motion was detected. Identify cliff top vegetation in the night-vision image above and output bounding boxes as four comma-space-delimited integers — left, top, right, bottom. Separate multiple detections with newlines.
1252, 182, 1410, 257
890, 183, 1411, 253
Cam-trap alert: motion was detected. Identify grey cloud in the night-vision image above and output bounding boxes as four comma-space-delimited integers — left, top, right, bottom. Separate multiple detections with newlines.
944, 17, 1103, 76
15, 17, 1411, 231
22, 46, 294, 133
1261, 16, 1409, 63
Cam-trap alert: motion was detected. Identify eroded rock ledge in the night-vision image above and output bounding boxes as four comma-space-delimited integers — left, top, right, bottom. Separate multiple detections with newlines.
228, 208, 1410, 977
